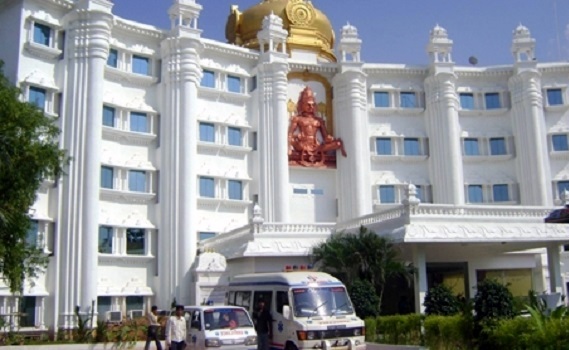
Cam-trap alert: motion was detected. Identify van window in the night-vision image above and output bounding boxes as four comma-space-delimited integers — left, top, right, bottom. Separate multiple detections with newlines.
235, 291, 251, 309
190, 310, 201, 329
253, 291, 273, 310
227, 291, 236, 305
276, 291, 289, 314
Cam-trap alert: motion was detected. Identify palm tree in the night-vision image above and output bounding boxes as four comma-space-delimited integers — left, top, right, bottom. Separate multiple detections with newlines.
312, 226, 413, 314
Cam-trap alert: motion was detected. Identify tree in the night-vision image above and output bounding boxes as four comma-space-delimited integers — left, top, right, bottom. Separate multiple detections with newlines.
424, 284, 462, 316
348, 279, 380, 318
312, 226, 413, 314
0, 61, 67, 293
474, 279, 516, 323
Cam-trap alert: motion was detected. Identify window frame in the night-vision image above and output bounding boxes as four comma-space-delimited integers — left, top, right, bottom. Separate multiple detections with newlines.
103, 105, 116, 127
459, 93, 475, 110
98, 226, 113, 254
464, 138, 480, 156
33, 22, 51, 46
130, 111, 149, 133
378, 185, 396, 204
107, 48, 118, 68
125, 228, 146, 255
131, 55, 150, 76
403, 137, 421, 156
101, 166, 114, 189
28, 86, 47, 111
201, 70, 216, 88
400, 91, 417, 108
375, 137, 392, 155
546, 88, 564, 106
199, 122, 215, 143
199, 232, 216, 241
128, 170, 147, 193
492, 184, 510, 202
489, 137, 507, 156
467, 184, 484, 203
373, 91, 390, 108
228, 180, 243, 200
227, 75, 242, 93
552, 134, 569, 152
228, 127, 242, 146
199, 177, 215, 198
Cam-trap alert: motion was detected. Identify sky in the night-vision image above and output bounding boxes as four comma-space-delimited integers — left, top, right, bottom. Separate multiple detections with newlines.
112, 0, 569, 66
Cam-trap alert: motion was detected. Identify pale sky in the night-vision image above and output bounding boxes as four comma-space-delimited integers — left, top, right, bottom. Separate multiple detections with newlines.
112, 0, 569, 66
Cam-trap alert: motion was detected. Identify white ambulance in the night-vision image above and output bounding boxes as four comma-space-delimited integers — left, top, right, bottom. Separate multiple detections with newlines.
179, 305, 258, 350
226, 269, 365, 350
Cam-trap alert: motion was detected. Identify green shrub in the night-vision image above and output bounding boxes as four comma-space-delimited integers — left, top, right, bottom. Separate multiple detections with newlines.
376, 314, 422, 345
424, 315, 473, 350
349, 279, 380, 318
474, 279, 515, 324
424, 284, 462, 316
364, 317, 377, 342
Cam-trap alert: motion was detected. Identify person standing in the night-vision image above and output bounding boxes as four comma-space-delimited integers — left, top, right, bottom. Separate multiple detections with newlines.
253, 300, 273, 350
145, 305, 163, 350
166, 305, 187, 350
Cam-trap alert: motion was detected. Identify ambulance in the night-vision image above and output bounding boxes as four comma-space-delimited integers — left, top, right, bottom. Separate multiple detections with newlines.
178, 305, 258, 350
226, 268, 365, 350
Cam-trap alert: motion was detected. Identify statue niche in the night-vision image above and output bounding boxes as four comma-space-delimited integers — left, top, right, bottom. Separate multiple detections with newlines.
287, 87, 347, 167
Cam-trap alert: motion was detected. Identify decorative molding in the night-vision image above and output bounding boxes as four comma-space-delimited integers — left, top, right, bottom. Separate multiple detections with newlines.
197, 142, 252, 157
99, 189, 156, 204
463, 154, 515, 163
202, 38, 259, 61
545, 104, 569, 113
104, 66, 158, 87
197, 87, 250, 105
458, 108, 510, 116
98, 254, 155, 265
24, 42, 62, 61
102, 126, 157, 146
113, 17, 164, 40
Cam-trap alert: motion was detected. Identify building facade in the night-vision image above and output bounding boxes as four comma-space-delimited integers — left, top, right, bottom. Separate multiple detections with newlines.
1, 0, 569, 331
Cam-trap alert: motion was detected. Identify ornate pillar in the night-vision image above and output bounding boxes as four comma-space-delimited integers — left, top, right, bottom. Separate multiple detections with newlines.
508, 25, 552, 205
257, 14, 290, 222
56, 0, 113, 327
412, 245, 427, 314
159, 0, 203, 306
333, 24, 371, 220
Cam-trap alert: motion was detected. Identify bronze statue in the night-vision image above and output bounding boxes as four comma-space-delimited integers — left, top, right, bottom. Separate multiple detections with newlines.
288, 87, 346, 167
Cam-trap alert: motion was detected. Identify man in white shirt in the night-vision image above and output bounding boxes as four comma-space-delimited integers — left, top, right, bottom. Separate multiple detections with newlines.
166, 305, 187, 350
145, 305, 163, 350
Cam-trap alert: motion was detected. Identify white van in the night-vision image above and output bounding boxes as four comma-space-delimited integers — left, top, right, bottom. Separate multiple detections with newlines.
178, 305, 258, 350
226, 271, 365, 350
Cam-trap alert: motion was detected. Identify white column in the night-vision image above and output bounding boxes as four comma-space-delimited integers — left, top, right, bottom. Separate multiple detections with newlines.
258, 58, 290, 222
547, 244, 563, 295
424, 73, 465, 204
412, 245, 428, 314
333, 66, 372, 220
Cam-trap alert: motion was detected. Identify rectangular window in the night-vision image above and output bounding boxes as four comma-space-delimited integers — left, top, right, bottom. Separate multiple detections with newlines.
547, 88, 563, 106
460, 93, 474, 110
199, 232, 216, 241
464, 138, 479, 156
101, 166, 114, 189
199, 177, 215, 198
103, 106, 115, 127
201, 70, 215, 88
28, 86, 46, 110
379, 185, 395, 203
228, 127, 242, 146
130, 112, 148, 133
375, 138, 392, 155
19, 297, 36, 328
293, 188, 308, 194
311, 189, 324, 195
98, 226, 113, 254
485, 92, 501, 109
276, 291, 289, 314
404, 138, 420, 156
228, 75, 241, 93
128, 170, 146, 192
557, 181, 569, 196
26, 220, 38, 247
400, 92, 416, 108
126, 296, 144, 311
415, 185, 425, 203
33, 22, 50, 46
373, 91, 390, 108
552, 135, 569, 151
126, 228, 145, 255
250, 76, 257, 92
97, 297, 112, 317
199, 122, 215, 142
489, 137, 507, 155
132, 55, 150, 75
468, 185, 484, 203
228, 180, 243, 200
493, 184, 509, 202
107, 49, 118, 68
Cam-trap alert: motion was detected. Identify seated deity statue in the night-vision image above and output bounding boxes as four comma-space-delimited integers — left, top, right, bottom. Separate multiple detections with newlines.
287, 87, 347, 167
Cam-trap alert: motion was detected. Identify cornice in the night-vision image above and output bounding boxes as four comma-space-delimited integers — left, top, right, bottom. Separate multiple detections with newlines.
24, 42, 62, 61
201, 39, 259, 61
102, 127, 157, 147
364, 64, 428, 76
29, 0, 73, 10
197, 87, 250, 105
113, 17, 165, 40
197, 142, 252, 157
104, 66, 159, 87
99, 189, 156, 204
538, 63, 569, 74
98, 254, 155, 265
455, 66, 513, 78
289, 62, 338, 75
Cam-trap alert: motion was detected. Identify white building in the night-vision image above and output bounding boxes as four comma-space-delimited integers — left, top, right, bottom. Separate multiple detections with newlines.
1, 0, 569, 332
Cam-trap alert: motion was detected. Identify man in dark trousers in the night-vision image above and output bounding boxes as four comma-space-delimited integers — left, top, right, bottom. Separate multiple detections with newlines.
253, 300, 273, 350
145, 305, 163, 350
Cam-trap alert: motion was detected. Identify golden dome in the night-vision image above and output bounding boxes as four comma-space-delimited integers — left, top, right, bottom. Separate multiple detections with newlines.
225, 0, 336, 62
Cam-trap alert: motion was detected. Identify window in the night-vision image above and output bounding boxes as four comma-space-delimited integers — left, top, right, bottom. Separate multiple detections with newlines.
485, 93, 501, 109
493, 184, 509, 202
415, 185, 426, 203
126, 296, 144, 311
552, 135, 569, 151
547, 88, 563, 106
128, 170, 146, 192
489, 137, 507, 155
130, 112, 148, 133
228, 127, 242, 146
199, 122, 215, 142
311, 189, 324, 195
276, 291, 289, 314
373, 91, 390, 107
33, 22, 50, 46
250, 76, 257, 92
200, 177, 215, 198
201, 70, 215, 88
557, 181, 569, 197
132, 55, 150, 75
404, 138, 420, 156
28, 86, 46, 110
375, 138, 392, 155
379, 185, 396, 203
228, 180, 243, 200
199, 232, 216, 241
19, 297, 36, 327
293, 188, 308, 194
228, 75, 241, 93
400, 92, 416, 108
97, 297, 112, 317
468, 185, 484, 203
26, 220, 38, 247
101, 166, 113, 189
107, 49, 118, 68
460, 93, 474, 110
98, 226, 113, 254
103, 106, 115, 127
126, 228, 145, 255
464, 138, 479, 156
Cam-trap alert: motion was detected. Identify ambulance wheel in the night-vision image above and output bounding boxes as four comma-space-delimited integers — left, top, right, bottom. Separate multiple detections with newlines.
285, 342, 298, 350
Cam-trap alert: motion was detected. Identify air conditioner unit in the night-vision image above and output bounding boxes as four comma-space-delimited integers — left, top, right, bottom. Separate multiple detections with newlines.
128, 309, 144, 319
106, 310, 123, 323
